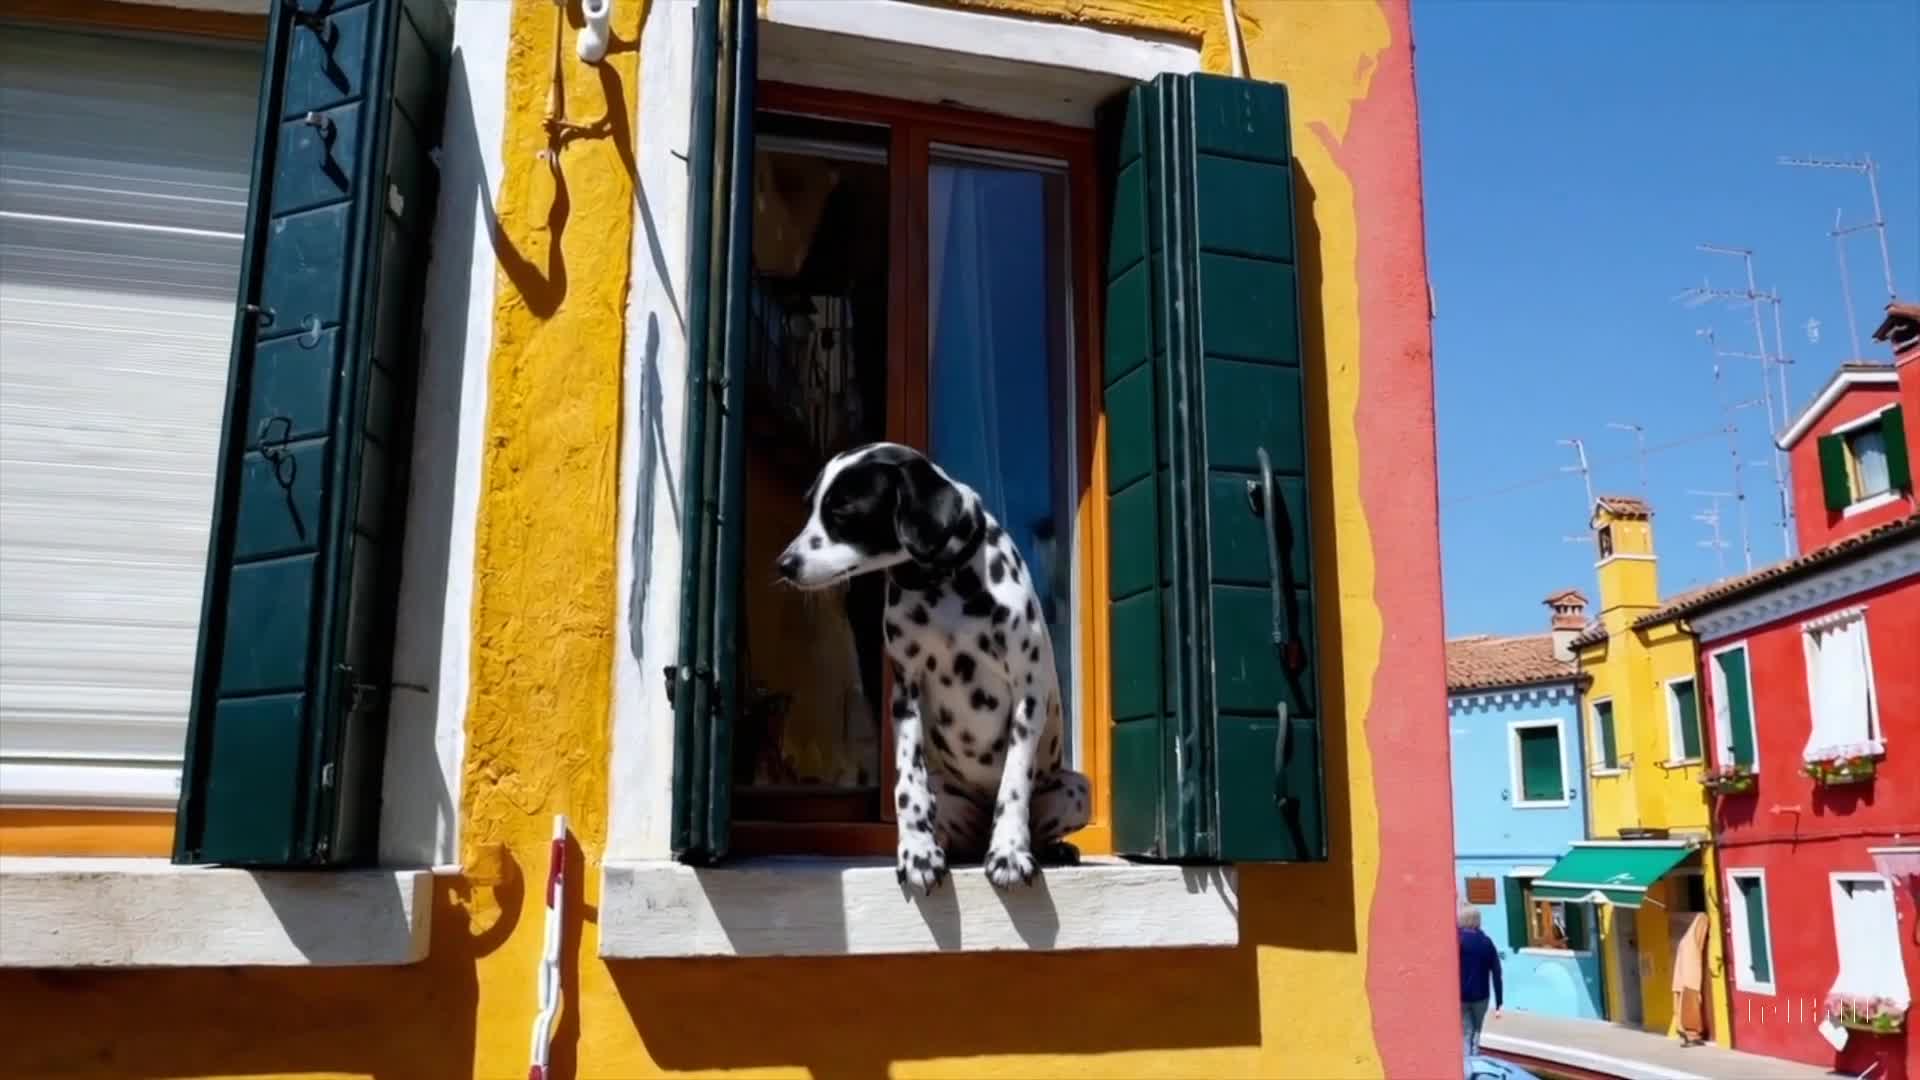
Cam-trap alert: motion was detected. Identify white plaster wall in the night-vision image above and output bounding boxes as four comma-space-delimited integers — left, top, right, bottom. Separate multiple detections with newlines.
381, 0, 511, 868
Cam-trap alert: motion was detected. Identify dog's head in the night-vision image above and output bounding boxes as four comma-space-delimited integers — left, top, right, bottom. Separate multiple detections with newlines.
776, 442, 979, 589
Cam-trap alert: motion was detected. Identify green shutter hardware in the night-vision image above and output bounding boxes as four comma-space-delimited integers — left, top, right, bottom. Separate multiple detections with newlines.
1819, 432, 1853, 511
1100, 73, 1325, 863
1717, 649, 1756, 768
1882, 406, 1912, 493
1504, 877, 1529, 950
669, 0, 756, 864
174, 0, 452, 867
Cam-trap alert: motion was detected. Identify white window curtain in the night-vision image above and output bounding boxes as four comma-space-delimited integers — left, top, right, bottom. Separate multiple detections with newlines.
1829, 877, 1911, 1009
1803, 612, 1880, 762
1851, 426, 1892, 499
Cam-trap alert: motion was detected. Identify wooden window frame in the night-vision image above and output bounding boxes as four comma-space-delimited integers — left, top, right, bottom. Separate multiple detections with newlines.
730, 82, 1111, 857
1664, 675, 1702, 765
1588, 697, 1621, 774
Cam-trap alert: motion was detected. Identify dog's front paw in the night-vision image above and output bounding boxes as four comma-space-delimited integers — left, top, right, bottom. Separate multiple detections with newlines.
985, 844, 1037, 889
895, 836, 949, 896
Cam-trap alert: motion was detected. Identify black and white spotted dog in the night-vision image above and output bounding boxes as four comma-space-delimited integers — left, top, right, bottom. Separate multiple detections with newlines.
776, 442, 1092, 893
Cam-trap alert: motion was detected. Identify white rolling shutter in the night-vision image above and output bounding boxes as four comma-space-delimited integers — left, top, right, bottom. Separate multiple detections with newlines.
0, 25, 261, 808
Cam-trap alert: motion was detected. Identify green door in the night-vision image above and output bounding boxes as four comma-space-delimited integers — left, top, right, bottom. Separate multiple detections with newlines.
1102, 73, 1325, 862
175, 0, 452, 867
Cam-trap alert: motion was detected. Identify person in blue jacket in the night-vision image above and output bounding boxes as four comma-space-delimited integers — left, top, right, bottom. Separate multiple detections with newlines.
1459, 906, 1505, 1061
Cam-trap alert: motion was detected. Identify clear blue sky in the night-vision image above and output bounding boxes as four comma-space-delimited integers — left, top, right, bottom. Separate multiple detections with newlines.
1416, 0, 1920, 637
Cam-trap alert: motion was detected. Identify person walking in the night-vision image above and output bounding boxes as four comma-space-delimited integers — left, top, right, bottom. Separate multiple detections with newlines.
1459, 906, 1504, 1063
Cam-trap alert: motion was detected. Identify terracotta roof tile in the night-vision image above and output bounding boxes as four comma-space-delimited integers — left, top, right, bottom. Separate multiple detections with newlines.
1446, 633, 1578, 692
1631, 513, 1920, 628
1595, 495, 1653, 518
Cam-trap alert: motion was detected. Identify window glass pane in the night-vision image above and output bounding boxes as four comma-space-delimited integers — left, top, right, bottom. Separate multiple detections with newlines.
1849, 425, 1892, 499
737, 117, 892, 817
1518, 726, 1562, 801
925, 153, 1076, 760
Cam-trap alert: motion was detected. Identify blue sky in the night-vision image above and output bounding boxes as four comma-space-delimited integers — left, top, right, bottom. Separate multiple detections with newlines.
1416, 0, 1920, 637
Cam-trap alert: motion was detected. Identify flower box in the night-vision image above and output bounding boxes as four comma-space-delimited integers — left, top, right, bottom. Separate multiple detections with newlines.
1828, 994, 1908, 1035
1803, 753, 1879, 787
1701, 764, 1756, 796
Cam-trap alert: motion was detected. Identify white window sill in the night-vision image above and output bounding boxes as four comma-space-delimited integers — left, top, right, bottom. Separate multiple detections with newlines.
599, 855, 1239, 958
0, 857, 434, 968
1590, 768, 1626, 777
1843, 491, 1902, 518
1660, 758, 1703, 769
1511, 799, 1572, 809
1518, 947, 1589, 958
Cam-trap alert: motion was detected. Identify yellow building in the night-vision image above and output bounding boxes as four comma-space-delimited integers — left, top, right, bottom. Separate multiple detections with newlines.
1557, 497, 1732, 1045
0, 1, 1460, 1077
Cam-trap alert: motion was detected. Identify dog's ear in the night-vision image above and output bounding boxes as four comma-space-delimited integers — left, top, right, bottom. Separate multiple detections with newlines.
893, 454, 971, 565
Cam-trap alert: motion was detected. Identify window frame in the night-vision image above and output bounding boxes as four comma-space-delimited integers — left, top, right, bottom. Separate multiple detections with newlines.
1726, 867, 1778, 995
1588, 696, 1622, 775
1663, 675, 1702, 766
1508, 717, 1570, 809
1705, 641, 1761, 772
727, 81, 1112, 858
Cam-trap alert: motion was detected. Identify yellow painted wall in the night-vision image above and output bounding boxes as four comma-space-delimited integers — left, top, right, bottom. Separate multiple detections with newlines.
0, 2, 1450, 1077
1577, 505, 1730, 1045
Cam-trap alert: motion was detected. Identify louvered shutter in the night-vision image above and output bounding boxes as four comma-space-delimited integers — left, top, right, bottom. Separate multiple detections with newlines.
174, 0, 452, 867
669, 0, 757, 863
1100, 73, 1325, 863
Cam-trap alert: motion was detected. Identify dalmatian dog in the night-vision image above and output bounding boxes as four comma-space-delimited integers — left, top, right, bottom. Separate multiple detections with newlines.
776, 442, 1091, 893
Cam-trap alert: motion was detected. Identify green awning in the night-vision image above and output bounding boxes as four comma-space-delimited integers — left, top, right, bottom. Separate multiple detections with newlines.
1530, 842, 1695, 908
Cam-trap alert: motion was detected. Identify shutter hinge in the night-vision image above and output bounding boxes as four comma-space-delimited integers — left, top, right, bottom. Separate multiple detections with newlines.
662, 664, 716, 708
321, 763, 336, 790
338, 665, 383, 714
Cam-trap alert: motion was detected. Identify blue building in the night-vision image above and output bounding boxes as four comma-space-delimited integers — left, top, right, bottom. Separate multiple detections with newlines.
1447, 589, 1606, 1020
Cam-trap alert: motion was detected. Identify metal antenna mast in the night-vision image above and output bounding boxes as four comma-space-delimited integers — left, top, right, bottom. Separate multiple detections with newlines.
1677, 248, 1796, 556
1558, 437, 1596, 514
1695, 329, 1759, 571
1688, 490, 1733, 577
1607, 421, 1649, 495
1780, 154, 1899, 301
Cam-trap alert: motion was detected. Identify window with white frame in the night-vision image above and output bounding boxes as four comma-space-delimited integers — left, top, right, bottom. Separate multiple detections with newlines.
1589, 698, 1620, 772
1708, 644, 1759, 770
1666, 676, 1702, 763
1727, 869, 1777, 994
1829, 875, 1911, 1016
1817, 404, 1912, 514
1801, 608, 1881, 765
1510, 719, 1568, 807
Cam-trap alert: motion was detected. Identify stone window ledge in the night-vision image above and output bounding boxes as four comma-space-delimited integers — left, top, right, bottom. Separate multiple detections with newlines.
0, 857, 433, 968
599, 855, 1239, 958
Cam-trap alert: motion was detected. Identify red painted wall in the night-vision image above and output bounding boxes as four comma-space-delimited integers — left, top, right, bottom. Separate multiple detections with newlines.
1787, 382, 1916, 551
1700, 576, 1920, 1078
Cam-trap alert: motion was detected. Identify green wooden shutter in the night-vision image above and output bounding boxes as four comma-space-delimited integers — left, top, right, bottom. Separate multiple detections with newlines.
173, 0, 452, 867
1518, 727, 1563, 801
1883, 405, 1912, 493
1674, 679, 1702, 760
1503, 878, 1530, 949
1717, 649, 1755, 767
1819, 433, 1852, 510
1100, 73, 1324, 863
1594, 701, 1618, 769
1738, 876, 1772, 983
669, 0, 755, 864
1563, 902, 1588, 950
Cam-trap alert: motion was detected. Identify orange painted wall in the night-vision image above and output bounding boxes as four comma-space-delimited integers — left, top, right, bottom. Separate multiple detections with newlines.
0, 2, 1452, 1077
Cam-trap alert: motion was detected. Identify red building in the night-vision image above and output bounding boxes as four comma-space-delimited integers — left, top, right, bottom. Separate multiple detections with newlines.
1642, 302, 1920, 1078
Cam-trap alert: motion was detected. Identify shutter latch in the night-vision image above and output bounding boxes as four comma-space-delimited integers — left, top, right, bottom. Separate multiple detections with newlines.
338, 665, 383, 714
662, 664, 714, 708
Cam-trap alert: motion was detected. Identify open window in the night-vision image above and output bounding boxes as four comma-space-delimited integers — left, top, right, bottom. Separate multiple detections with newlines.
669, 0, 1325, 867
1819, 405, 1911, 512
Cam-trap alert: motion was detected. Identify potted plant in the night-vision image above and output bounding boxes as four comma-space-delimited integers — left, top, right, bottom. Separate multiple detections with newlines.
1802, 751, 1880, 787
1828, 993, 1909, 1035
1701, 762, 1757, 795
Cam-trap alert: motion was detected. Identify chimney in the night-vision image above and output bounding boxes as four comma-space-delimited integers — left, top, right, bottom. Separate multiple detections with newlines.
1544, 589, 1588, 661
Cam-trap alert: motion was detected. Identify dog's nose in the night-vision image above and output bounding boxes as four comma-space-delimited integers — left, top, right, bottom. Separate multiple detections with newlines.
776, 552, 801, 581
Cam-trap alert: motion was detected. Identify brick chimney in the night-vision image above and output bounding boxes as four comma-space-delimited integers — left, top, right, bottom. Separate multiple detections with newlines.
1544, 588, 1588, 661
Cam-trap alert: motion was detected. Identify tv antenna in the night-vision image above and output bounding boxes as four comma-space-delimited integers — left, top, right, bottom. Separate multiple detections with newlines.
1695, 328, 1761, 571
1607, 421, 1649, 495
1677, 249, 1796, 556
1688, 490, 1734, 577
1558, 437, 1596, 514
1779, 153, 1899, 302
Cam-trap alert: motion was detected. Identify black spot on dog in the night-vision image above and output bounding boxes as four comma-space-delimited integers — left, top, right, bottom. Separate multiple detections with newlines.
912, 746, 924, 769
1026, 673, 1034, 685
809, 536, 823, 550
897, 792, 909, 810
960, 730, 975, 747
908, 605, 930, 626
978, 751, 996, 766
992, 605, 1011, 626
923, 584, 944, 606
971, 688, 999, 712
884, 621, 902, 641
938, 707, 955, 728
1048, 734, 1059, 758
993, 735, 1009, 752
1025, 599, 1038, 624
904, 641, 920, 658
925, 655, 938, 672
977, 633, 994, 656
963, 592, 995, 618
1013, 721, 1030, 740
994, 630, 1007, 650
892, 697, 910, 719
952, 653, 977, 682
953, 566, 984, 597
916, 818, 934, 834
941, 676, 954, 688
989, 555, 1006, 584
929, 727, 952, 755
985, 523, 1005, 546
891, 660, 906, 681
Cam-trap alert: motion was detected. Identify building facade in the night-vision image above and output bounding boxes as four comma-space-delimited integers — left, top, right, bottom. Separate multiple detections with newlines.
1660, 308, 1920, 1080
1447, 590, 1605, 1020
0, 1, 1458, 1077
1555, 497, 1732, 1045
